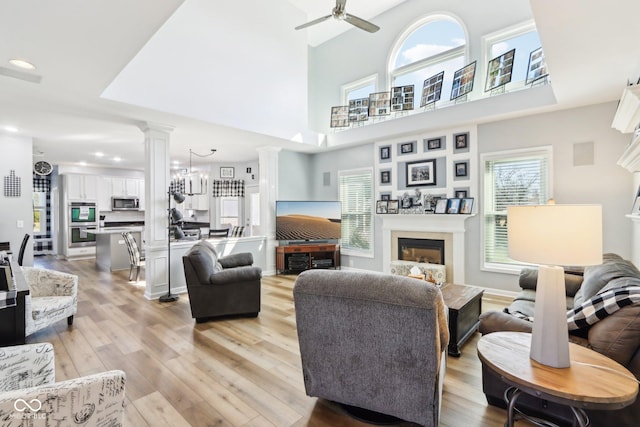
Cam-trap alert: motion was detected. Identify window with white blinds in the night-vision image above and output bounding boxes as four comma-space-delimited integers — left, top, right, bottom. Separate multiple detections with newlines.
482, 147, 552, 269
339, 168, 374, 257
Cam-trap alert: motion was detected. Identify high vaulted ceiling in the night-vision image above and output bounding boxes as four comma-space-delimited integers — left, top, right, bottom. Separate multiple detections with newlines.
0, 0, 639, 171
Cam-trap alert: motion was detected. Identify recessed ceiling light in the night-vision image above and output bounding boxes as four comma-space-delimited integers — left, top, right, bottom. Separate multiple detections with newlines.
172, 160, 180, 164
95, 152, 104, 157
9, 59, 36, 70
3, 126, 18, 133
113, 157, 121, 162
78, 161, 87, 166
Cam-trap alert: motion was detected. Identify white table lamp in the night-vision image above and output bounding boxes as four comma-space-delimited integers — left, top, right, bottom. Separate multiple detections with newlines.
507, 204, 602, 368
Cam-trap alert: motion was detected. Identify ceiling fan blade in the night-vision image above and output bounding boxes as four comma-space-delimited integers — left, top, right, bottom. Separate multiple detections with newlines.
345, 13, 380, 33
295, 14, 332, 30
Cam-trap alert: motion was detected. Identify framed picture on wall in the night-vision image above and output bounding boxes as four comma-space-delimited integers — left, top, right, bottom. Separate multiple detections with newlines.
454, 133, 469, 149
220, 167, 235, 179
400, 141, 416, 154
406, 159, 436, 187
380, 145, 391, 160
380, 170, 391, 184
455, 161, 468, 177
427, 138, 442, 150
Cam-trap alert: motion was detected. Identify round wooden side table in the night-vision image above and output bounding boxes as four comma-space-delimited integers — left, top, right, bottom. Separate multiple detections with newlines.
477, 331, 638, 427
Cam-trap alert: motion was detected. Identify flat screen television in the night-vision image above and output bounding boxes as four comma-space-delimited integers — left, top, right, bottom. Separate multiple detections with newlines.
276, 200, 341, 243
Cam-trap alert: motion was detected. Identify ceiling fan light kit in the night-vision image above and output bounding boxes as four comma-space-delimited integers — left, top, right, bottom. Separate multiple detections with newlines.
295, 0, 380, 33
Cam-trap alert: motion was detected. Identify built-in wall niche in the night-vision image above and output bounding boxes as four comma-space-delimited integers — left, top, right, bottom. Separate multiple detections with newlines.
374, 127, 478, 214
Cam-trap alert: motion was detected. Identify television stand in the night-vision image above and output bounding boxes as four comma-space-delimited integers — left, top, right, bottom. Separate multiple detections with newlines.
276, 243, 340, 274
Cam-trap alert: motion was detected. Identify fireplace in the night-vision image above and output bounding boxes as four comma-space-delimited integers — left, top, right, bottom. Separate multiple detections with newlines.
382, 215, 475, 283
398, 238, 445, 265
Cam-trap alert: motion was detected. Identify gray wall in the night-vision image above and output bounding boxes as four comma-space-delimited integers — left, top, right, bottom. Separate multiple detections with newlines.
302, 102, 633, 293
307, 144, 382, 271
0, 134, 34, 266
278, 150, 313, 200
469, 102, 633, 291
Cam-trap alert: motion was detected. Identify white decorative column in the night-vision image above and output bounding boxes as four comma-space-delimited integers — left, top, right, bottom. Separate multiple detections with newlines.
139, 122, 175, 299
257, 146, 281, 276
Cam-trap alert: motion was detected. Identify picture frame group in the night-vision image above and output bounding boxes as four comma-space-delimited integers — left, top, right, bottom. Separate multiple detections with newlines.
377, 196, 474, 215
434, 197, 474, 214
376, 199, 399, 214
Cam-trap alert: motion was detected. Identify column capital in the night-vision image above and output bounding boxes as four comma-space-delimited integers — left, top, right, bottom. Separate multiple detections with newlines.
137, 121, 175, 134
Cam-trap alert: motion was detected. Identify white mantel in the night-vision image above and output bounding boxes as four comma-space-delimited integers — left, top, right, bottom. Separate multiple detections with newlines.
381, 214, 476, 284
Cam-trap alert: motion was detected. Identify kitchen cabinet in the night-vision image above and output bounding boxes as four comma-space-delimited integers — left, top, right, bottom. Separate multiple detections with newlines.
111, 177, 142, 197
106, 177, 145, 210
184, 193, 209, 210
66, 174, 98, 200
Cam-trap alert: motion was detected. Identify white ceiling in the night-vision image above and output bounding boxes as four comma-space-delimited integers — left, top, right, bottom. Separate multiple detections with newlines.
1, 0, 639, 172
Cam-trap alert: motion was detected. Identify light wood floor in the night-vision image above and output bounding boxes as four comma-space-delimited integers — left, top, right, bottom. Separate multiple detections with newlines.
30, 256, 520, 427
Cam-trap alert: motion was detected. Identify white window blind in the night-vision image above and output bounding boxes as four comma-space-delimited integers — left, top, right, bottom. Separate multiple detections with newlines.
339, 168, 373, 256
483, 148, 551, 268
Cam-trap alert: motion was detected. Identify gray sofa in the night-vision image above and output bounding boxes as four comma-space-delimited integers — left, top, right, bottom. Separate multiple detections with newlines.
293, 269, 449, 427
479, 253, 640, 427
182, 240, 261, 321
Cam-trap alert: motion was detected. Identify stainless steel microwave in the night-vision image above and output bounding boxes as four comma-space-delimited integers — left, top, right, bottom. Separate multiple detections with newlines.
112, 197, 140, 211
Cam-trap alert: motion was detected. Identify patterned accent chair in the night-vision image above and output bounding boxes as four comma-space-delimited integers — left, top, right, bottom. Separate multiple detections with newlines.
122, 231, 144, 282
0, 343, 126, 426
21, 267, 78, 337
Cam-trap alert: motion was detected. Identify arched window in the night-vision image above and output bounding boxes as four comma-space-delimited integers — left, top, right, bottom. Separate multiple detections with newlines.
389, 15, 467, 106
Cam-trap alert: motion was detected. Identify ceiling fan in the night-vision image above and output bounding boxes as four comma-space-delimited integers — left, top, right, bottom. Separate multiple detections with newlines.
295, 0, 380, 33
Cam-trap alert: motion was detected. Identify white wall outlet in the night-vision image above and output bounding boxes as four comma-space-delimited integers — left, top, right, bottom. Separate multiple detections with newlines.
17, 220, 24, 228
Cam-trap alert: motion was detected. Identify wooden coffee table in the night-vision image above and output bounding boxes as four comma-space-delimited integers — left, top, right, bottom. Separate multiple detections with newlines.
439, 282, 483, 357
478, 331, 639, 427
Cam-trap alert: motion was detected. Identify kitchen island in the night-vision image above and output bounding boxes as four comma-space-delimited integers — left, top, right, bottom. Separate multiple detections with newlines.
88, 227, 143, 271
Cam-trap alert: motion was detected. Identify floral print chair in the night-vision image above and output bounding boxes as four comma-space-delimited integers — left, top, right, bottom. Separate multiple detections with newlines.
0, 342, 126, 426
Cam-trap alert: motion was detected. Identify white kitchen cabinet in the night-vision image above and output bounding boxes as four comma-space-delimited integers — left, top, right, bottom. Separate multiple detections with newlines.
111, 177, 142, 197
185, 193, 209, 210
65, 174, 98, 200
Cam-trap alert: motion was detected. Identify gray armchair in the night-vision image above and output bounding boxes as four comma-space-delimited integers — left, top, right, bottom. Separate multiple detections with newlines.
182, 240, 261, 322
293, 270, 449, 427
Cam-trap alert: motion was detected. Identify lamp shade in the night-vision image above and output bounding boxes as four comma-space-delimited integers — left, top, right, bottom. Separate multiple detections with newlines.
173, 192, 186, 204
170, 207, 183, 223
507, 204, 602, 266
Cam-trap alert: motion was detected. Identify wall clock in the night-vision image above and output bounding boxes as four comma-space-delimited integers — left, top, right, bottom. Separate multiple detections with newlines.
34, 160, 53, 176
